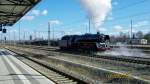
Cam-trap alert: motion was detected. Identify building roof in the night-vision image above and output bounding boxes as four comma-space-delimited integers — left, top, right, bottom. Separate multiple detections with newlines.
0, 0, 41, 26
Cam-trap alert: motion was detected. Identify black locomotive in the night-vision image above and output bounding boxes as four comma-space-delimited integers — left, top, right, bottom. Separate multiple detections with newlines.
59, 32, 111, 51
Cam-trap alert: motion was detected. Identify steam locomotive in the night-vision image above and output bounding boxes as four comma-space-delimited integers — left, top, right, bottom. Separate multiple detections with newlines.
59, 32, 111, 51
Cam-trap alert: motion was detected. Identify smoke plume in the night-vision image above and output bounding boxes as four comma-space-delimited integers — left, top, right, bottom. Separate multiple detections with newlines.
79, 0, 112, 30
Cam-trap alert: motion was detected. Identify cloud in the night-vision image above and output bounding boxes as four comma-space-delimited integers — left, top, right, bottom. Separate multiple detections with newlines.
21, 9, 48, 21
30, 9, 48, 16
49, 20, 62, 25
22, 16, 35, 21
113, 25, 137, 33
113, 25, 129, 32
133, 21, 149, 27
31, 10, 40, 16
42, 9, 48, 16
114, 25, 123, 31
31, 9, 48, 16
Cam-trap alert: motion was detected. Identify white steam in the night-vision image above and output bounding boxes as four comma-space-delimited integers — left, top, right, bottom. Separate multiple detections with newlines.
79, 0, 112, 29
98, 43, 149, 58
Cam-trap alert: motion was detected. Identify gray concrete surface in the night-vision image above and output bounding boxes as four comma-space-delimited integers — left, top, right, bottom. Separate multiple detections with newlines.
0, 49, 55, 84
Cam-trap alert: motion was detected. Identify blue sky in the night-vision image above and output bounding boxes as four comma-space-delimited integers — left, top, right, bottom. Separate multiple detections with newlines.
4, 0, 150, 40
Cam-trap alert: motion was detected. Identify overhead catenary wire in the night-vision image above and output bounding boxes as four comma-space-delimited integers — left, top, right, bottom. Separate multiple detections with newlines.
113, 0, 149, 12
106, 11, 150, 23
56, 0, 150, 28
56, 10, 150, 29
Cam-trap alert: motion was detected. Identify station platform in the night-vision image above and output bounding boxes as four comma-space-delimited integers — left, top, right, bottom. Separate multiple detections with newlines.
0, 49, 55, 84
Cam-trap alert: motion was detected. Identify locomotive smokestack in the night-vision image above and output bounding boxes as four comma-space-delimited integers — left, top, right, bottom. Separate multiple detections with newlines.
97, 32, 100, 35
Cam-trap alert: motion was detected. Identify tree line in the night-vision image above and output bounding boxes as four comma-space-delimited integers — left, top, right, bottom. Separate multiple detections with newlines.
110, 31, 150, 44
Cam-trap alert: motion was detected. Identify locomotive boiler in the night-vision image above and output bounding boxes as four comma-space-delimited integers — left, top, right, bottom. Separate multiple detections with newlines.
59, 32, 110, 51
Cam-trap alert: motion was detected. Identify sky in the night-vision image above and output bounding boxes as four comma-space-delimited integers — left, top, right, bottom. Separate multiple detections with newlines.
3, 0, 150, 40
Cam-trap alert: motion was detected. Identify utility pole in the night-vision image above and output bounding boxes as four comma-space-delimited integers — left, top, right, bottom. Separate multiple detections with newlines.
53, 26, 54, 40
0, 24, 2, 43
19, 21, 21, 43
3, 26, 6, 45
8, 30, 10, 45
1, 32, 3, 44
85, 23, 88, 33
61, 31, 64, 37
13, 31, 16, 46
131, 20, 133, 47
89, 18, 91, 33
34, 30, 37, 40
0, 24, 3, 44
23, 30, 26, 45
131, 20, 133, 39
48, 22, 51, 47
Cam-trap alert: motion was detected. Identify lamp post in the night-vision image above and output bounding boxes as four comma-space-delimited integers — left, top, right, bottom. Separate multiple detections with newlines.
48, 22, 51, 47
13, 30, 16, 46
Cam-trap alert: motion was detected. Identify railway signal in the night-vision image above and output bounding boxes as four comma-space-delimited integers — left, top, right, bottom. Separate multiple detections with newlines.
2, 29, 7, 33
0, 25, 2, 31
0, 25, 7, 33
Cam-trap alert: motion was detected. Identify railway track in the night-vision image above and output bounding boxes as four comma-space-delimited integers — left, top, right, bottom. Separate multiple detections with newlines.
94, 54, 150, 65
15, 45, 150, 65
18, 45, 59, 51
6, 49, 87, 84
4, 46, 150, 83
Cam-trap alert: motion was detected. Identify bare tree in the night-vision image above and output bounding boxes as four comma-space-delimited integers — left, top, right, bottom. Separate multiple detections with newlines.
136, 31, 143, 39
